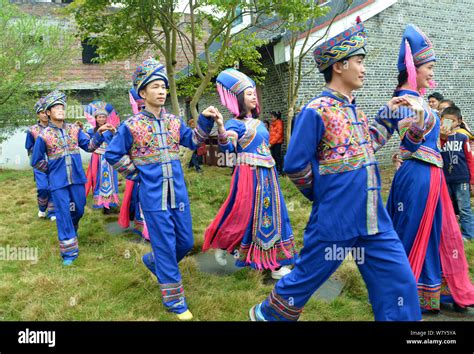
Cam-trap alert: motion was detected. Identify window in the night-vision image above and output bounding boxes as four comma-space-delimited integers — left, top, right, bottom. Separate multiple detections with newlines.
81, 38, 99, 64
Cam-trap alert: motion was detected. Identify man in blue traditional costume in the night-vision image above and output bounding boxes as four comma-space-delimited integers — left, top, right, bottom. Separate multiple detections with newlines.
31, 90, 114, 266
25, 97, 55, 221
105, 58, 217, 320
249, 18, 423, 321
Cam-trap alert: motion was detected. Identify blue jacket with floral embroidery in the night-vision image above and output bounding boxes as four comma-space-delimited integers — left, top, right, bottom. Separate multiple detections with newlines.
283, 88, 417, 241
31, 123, 104, 191
105, 110, 214, 211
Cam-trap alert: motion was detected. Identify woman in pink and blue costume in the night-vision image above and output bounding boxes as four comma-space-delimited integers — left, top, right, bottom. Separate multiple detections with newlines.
25, 97, 55, 220
375, 25, 474, 312
84, 101, 121, 212
202, 68, 296, 280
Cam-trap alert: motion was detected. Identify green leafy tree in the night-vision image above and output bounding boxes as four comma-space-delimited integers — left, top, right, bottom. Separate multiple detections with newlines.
260, 0, 352, 144
176, 31, 268, 109
0, 0, 76, 126
70, 0, 271, 118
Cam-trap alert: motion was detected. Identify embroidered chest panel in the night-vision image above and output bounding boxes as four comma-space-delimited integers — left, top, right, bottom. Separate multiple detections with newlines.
30, 124, 45, 141
398, 103, 442, 167
311, 100, 372, 161
238, 118, 261, 150
125, 113, 181, 163
41, 124, 80, 160
306, 97, 374, 175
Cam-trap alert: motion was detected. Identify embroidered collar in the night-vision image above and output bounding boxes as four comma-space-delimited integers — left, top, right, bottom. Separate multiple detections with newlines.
322, 86, 356, 104
394, 88, 420, 97
140, 107, 167, 120
49, 122, 66, 130
141, 109, 166, 120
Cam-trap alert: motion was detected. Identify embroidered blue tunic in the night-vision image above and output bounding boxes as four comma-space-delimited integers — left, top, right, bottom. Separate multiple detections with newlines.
105, 110, 214, 211
285, 88, 395, 241
30, 122, 104, 261
105, 109, 213, 314
31, 123, 104, 189
254, 87, 421, 321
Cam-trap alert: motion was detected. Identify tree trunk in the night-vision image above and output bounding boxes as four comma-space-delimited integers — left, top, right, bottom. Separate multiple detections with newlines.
189, 69, 215, 120
166, 63, 180, 116
286, 94, 297, 146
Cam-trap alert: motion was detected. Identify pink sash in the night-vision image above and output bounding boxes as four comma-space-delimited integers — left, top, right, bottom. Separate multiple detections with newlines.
85, 153, 99, 197
408, 165, 474, 307
439, 174, 474, 307
118, 180, 134, 229
203, 165, 254, 253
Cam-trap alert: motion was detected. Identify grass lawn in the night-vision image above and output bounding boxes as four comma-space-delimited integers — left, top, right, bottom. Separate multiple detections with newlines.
0, 164, 473, 321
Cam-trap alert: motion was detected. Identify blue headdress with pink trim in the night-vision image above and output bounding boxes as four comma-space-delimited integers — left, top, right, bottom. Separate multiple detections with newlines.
216, 68, 260, 116
129, 88, 145, 115
397, 24, 436, 94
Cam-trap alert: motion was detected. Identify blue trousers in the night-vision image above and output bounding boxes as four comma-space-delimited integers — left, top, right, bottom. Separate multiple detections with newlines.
34, 169, 54, 216
50, 184, 85, 261
447, 182, 474, 239
258, 230, 421, 321
143, 204, 194, 314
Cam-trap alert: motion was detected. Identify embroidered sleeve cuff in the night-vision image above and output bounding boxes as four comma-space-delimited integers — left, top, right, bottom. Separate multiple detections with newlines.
192, 114, 214, 145
406, 122, 424, 144
34, 160, 48, 173
287, 164, 313, 200
112, 155, 137, 178
219, 135, 236, 152
88, 132, 105, 152
369, 123, 390, 153
218, 132, 229, 145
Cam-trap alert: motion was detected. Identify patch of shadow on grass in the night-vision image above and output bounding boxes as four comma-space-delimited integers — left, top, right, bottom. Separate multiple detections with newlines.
194, 251, 240, 276
422, 303, 474, 321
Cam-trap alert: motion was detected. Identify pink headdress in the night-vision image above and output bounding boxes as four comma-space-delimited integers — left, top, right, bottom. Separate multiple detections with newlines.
129, 88, 145, 115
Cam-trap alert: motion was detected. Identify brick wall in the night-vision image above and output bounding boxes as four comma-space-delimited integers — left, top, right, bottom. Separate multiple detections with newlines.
196, 0, 474, 166
295, 0, 474, 165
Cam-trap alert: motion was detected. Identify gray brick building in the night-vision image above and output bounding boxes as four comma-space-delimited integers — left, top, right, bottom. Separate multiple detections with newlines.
192, 0, 474, 165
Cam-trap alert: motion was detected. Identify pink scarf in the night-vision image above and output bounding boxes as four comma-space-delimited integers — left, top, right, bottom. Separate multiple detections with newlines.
203, 165, 255, 253
85, 153, 99, 197
408, 165, 474, 307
